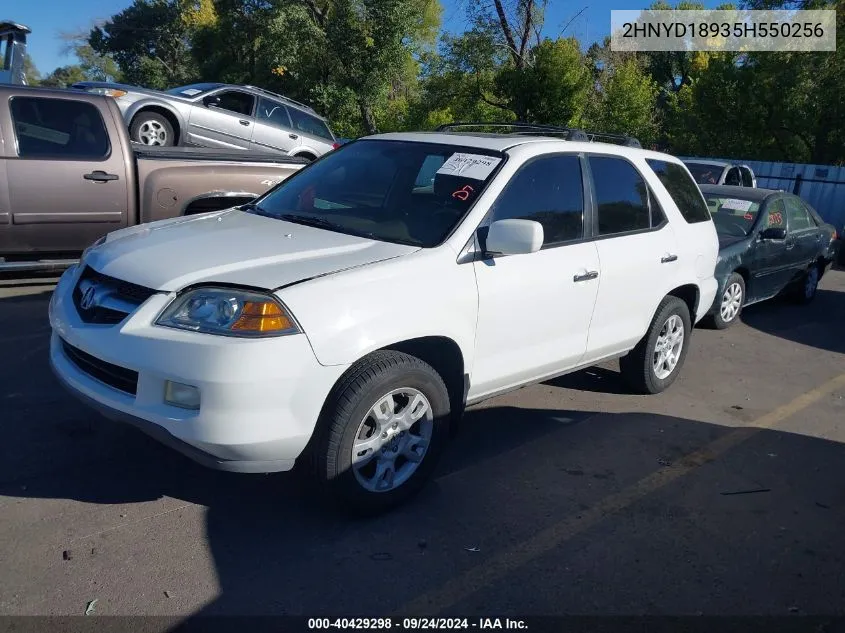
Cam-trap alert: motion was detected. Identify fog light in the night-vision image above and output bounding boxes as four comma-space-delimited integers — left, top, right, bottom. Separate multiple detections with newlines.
164, 381, 200, 410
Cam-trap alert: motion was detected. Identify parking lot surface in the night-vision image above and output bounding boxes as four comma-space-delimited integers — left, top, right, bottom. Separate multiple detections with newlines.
1, 270, 844, 619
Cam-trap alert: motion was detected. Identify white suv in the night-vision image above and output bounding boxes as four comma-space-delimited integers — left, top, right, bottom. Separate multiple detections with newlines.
48, 126, 719, 513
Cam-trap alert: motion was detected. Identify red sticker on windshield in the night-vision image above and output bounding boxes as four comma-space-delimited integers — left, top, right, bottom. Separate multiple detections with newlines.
452, 185, 474, 201
744, 213, 753, 220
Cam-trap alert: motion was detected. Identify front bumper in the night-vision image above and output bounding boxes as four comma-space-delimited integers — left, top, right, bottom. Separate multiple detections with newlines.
49, 265, 347, 473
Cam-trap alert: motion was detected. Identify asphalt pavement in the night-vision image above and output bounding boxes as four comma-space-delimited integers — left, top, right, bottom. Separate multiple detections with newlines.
1, 269, 844, 622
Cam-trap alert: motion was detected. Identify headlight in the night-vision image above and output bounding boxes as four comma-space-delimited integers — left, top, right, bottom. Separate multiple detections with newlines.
155, 287, 300, 338
88, 88, 128, 98
81, 235, 106, 262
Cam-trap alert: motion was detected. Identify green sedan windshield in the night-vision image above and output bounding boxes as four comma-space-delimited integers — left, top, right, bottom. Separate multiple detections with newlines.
704, 195, 761, 237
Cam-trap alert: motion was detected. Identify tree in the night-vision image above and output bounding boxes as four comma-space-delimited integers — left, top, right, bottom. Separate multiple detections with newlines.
40, 65, 88, 88
60, 28, 123, 83
23, 54, 41, 85
585, 59, 659, 144
495, 37, 590, 123
89, 0, 197, 88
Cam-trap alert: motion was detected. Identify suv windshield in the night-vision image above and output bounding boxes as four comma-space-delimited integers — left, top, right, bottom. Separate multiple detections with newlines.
703, 193, 761, 236
684, 162, 725, 185
165, 83, 221, 98
247, 139, 505, 247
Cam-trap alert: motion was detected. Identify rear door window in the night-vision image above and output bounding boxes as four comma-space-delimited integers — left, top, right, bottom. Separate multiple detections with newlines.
589, 156, 652, 235
647, 159, 711, 224
785, 196, 813, 231
256, 97, 291, 129
740, 167, 754, 187
10, 96, 110, 159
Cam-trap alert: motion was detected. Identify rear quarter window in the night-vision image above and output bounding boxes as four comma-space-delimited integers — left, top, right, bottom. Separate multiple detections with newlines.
646, 159, 712, 224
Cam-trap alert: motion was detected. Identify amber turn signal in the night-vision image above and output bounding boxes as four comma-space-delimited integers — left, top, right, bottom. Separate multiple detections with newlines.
231, 301, 295, 333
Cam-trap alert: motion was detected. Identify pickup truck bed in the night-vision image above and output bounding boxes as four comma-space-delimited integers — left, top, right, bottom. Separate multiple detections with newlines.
0, 85, 308, 272
132, 145, 310, 165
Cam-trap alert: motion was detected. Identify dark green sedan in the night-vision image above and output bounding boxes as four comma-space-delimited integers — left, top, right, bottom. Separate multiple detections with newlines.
700, 184, 839, 329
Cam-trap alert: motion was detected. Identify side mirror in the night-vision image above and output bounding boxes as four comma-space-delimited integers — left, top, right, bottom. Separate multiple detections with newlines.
760, 227, 787, 241
484, 219, 544, 256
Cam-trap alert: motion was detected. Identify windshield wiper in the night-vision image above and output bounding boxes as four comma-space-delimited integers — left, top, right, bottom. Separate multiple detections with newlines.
280, 213, 341, 230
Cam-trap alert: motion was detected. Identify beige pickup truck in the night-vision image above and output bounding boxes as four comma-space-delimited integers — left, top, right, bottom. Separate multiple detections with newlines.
0, 85, 307, 272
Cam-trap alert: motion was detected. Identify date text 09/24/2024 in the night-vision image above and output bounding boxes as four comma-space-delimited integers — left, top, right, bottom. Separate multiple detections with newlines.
307, 618, 528, 630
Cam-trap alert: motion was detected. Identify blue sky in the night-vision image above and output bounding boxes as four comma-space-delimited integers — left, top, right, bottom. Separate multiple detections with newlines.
19, 0, 711, 75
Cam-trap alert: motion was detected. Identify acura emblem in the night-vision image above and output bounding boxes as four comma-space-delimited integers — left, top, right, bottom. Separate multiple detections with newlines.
80, 285, 98, 311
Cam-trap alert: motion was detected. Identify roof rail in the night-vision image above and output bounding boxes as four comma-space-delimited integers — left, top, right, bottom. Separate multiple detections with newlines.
243, 85, 317, 114
435, 121, 642, 148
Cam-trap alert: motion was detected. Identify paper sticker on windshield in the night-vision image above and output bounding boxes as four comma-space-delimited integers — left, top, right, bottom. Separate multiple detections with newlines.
719, 198, 753, 212
180, 88, 202, 96
436, 153, 502, 180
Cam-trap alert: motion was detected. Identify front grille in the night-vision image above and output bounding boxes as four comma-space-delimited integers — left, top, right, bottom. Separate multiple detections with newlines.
73, 265, 157, 324
61, 339, 139, 395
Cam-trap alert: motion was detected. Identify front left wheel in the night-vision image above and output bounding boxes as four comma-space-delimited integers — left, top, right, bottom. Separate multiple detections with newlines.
312, 350, 452, 515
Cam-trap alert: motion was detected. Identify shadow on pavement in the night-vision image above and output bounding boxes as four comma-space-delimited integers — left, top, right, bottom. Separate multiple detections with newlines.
2, 364, 845, 617
740, 288, 845, 355
2, 282, 845, 619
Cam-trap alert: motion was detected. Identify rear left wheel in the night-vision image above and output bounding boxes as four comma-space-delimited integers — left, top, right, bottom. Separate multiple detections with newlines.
312, 351, 451, 515
620, 296, 692, 395
792, 264, 820, 305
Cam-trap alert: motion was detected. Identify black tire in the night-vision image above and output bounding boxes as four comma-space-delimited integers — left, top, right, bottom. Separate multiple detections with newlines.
791, 262, 821, 305
130, 111, 176, 147
312, 350, 451, 515
620, 296, 692, 395
710, 273, 745, 330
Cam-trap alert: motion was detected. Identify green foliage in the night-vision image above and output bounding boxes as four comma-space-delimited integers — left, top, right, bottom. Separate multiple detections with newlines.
89, 0, 197, 88
495, 37, 591, 124
40, 65, 88, 88
72, 0, 845, 164
23, 54, 41, 85
585, 59, 659, 145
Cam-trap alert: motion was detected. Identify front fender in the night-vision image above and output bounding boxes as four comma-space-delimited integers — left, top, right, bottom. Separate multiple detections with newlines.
124, 98, 189, 132
278, 247, 479, 371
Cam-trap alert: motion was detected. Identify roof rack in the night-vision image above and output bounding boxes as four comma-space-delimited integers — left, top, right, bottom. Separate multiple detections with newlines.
242, 85, 318, 115
434, 121, 642, 149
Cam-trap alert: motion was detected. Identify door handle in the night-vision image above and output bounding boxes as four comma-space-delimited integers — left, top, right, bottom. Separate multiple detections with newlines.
289, 133, 299, 140
83, 171, 119, 182
661, 254, 678, 263
239, 119, 251, 126
573, 270, 599, 282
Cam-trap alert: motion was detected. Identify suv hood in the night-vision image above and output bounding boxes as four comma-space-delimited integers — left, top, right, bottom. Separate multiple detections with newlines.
84, 210, 419, 292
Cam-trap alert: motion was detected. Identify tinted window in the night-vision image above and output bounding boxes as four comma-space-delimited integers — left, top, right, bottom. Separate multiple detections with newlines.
288, 107, 334, 141
785, 196, 813, 230
684, 161, 724, 185
703, 193, 761, 237
590, 156, 650, 235
488, 155, 584, 246
766, 199, 786, 228
252, 140, 503, 247
210, 90, 254, 116
740, 167, 754, 187
256, 97, 291, 129
724, 167, 742, 186
647, 159, 711, 224
10, 97, 110, 159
